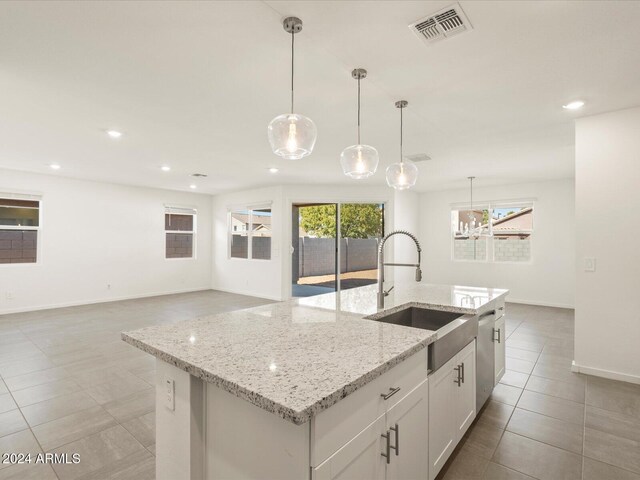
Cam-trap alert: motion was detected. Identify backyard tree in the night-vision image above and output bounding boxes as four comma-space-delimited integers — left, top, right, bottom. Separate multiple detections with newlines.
300, 204, 383, 238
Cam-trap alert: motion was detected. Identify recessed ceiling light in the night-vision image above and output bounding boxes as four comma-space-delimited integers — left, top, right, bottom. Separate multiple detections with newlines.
161, 166, 171, 172
106, 130, 122, 138
49, 164, 61, 170
562, 100, 585, 110
189, 184, 197, 189
268, 167, 279, 174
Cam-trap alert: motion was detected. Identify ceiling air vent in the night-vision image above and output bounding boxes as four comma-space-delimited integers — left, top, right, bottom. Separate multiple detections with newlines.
191, 173, 208, 178
405, 153, 431, 163
409, 3, 472, 45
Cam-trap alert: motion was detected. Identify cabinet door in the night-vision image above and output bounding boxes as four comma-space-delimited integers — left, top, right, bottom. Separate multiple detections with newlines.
494, 315, 506, 385
455, 341, 476, 439
428, 356, 457, 480
386, 379, 429, 480
313, 415, 386, 480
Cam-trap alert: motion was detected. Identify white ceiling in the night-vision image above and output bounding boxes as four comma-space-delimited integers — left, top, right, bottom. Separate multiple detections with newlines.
1, 1, 639, 194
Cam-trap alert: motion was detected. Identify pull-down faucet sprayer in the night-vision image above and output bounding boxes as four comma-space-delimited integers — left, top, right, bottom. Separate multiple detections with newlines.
377, 230, 422, 309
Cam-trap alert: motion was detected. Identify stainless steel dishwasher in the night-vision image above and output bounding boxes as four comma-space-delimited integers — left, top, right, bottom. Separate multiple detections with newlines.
476, 310, 497, 412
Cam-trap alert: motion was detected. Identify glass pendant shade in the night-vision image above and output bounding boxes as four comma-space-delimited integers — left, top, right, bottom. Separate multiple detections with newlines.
386, 159, 418, 190
268, 113, 317, 160
340, 144, 379, 179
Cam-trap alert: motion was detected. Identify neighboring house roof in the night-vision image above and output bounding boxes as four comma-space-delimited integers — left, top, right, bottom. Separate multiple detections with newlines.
231, 213, 272, 228
491, 207, 533, 232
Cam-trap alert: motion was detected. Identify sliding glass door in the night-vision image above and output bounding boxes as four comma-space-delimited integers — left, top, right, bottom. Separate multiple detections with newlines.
339, 203, 384, 291
291, 203, 384, 298
292, 203, 338, 297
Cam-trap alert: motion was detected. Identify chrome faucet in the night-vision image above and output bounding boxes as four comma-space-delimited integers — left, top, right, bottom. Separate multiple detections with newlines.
377, 230, 422, 309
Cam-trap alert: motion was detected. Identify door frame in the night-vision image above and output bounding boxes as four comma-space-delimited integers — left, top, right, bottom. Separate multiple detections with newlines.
287, 198, 388, 300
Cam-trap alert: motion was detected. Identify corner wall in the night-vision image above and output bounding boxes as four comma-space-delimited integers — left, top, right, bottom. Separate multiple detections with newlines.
419, 179, 575, 308
0, 169, 213, 314
574, 107, 640, 383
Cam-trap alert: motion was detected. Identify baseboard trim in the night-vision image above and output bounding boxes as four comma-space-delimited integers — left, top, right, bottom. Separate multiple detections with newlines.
506, 298, 575, 309
0, 287, 212, 315
571, 361, 640, 385
209, 286, 282, 302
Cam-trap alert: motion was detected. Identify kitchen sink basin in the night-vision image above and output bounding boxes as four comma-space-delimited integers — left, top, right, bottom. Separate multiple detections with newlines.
369, 306, 479, 371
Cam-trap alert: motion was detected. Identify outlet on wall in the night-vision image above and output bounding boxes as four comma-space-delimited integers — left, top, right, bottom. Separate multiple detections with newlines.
5, 292, 14, 301
164, 377, 175, 411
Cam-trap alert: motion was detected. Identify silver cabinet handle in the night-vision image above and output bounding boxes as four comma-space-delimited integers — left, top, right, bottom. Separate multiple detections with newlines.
390, 423, 399, 456
493, 328, 501, 343
461, 361, 465, 384
381, 387, 401, 400
381, 430, 391, 464
454, 365, 461, 386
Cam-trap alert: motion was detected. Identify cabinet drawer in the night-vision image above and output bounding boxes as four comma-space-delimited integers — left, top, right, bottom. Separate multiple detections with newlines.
311, 348, 428, 467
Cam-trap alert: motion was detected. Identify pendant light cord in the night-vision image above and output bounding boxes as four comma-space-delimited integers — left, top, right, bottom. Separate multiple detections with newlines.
400, 105, 404, 164
290, 30, 295, 114
357, 76, 361, 144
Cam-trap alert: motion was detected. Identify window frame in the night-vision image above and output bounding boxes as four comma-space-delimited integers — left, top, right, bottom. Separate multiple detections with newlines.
164, 206, 197, 260
228, 204, 272, 261
450, 201, 534, 264
0, 193, 42, 267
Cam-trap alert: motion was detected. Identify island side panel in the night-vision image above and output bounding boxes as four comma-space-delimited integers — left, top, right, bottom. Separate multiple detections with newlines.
205, 382, 310, 480
156, 359, 205, 480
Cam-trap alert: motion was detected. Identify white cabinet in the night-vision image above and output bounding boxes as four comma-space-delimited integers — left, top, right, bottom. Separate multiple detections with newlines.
427, 356, 457, 479
315, 379, 429, 480
455, 341, 476, 438
386, 380, 429, 480
313, 415, 386, 480
493, 315, 506, 385
428, 340, 477, 480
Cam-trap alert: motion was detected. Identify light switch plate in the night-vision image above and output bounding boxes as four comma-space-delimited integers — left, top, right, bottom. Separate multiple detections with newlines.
584, 257, 596, 272
164, 377, 175, 411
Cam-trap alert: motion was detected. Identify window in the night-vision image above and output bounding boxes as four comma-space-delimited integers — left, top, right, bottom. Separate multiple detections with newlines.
165, 206, 196, 259
492, 205, 533, 263
0, 196, 40, 264
451, 202, 533, 263
229, 206, 272, 260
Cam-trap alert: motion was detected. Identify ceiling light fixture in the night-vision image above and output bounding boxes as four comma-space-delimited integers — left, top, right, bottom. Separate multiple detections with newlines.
340, 68, 379, 179
267, 17, 317, 160
386, 101, 418, 190
268, 167, 279, 174
49, 164, 61, 170
462, 176, 488, 238
161, 166, 171, 172
189, 184, 197, 189
562, 100, 585, 110
106, 130, 122, 139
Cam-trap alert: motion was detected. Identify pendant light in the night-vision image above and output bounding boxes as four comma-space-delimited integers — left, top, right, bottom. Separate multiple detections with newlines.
267, 17, 317, 160
462, 176, 490, 238
385, 100, 418, 190
466, 176, 479, 237
340, 68, 379, 179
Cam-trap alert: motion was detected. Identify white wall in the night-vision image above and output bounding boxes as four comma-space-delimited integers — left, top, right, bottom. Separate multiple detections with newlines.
419, 179, 575, 308
211, 184, 421, 301
574, 107, 640, 383
392, 190, 421, 283
211, 186, 284, 300
0, 169, 212, 314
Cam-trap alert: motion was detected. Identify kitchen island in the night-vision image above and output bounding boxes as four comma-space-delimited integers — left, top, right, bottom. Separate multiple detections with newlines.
122, 283, 508, 480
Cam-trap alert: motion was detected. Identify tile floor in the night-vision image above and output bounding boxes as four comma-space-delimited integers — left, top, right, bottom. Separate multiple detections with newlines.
1, 295, 639, 479
0, 290, 272, 480
437, 303, 640, 480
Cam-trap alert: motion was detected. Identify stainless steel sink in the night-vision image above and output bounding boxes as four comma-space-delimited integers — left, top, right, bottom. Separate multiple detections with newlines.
368, 307, 478, 371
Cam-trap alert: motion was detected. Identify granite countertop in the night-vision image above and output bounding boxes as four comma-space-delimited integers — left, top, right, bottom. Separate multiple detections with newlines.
122, 283, 508, 425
